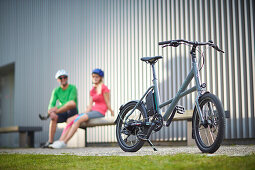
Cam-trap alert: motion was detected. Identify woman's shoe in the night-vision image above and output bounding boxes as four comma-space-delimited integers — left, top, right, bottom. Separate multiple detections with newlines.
49, 140, 66, 149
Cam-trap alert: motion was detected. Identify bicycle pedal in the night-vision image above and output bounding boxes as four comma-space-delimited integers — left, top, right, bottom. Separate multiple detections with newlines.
176, 105, 185, 114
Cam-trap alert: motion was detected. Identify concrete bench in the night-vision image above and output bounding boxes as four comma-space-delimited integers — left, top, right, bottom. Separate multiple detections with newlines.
79, 112, 194, 146
0, 126, 42, 147
169, 110, 193, 145
58, 112, 193, 147
57, 117, 115, 147
78, 117, 115, 147
58, 110, 230, 147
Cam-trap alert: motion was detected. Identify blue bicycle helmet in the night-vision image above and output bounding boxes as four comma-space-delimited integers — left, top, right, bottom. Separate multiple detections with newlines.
92, 68, 104, 77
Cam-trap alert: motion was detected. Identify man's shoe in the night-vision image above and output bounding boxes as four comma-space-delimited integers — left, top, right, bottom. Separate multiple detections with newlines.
42, 141, 53, 148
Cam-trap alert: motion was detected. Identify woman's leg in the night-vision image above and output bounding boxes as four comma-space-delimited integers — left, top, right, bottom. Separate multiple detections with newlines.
62, 114, 89, 144
59, 115, 78, 141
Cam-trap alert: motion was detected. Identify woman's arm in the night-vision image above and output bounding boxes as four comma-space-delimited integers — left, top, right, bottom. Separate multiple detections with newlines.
103, 92, 114, 116
85, 96, 93, 113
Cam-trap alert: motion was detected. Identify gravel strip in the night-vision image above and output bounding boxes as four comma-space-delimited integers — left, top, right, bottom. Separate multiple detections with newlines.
0, 145, 254, 156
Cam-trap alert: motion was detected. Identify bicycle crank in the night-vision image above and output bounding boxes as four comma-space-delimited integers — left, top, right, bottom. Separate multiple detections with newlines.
153, 114, 163, 132
166, 105, 185, 127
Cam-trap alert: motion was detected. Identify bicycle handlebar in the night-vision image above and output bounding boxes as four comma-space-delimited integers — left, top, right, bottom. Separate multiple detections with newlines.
158, 39, 224, 53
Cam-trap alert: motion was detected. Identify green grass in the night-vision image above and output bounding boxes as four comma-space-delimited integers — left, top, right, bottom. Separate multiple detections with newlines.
0, 153, 255, 170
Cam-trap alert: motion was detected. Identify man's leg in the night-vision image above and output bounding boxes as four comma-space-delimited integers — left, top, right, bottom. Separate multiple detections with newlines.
42, 112, 58, 148
49, 118, 58, 143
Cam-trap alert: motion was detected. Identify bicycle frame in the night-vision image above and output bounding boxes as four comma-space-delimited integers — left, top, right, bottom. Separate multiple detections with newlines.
124, 50, 205, 124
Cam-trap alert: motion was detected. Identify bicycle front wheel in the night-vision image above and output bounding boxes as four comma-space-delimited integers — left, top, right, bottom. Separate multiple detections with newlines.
193, 93, 225, 153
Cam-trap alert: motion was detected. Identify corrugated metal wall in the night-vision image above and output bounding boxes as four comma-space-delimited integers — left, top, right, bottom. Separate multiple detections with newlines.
0, 0, 254, 146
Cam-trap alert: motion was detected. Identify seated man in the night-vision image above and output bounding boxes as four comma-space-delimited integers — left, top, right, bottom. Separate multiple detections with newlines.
42, 69, 78, 148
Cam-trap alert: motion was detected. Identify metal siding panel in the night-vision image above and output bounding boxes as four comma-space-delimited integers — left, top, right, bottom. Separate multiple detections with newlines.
227, 0, 234, 139
0, 0, 254, 146
248, 0, 255, 138
220, 0, 229, 139
232, 0, 242, 138
184, 0, 191, 110
238, 0, 248, 138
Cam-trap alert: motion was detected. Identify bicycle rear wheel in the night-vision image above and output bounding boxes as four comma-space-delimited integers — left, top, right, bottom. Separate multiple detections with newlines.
193, 93, 225, 153
116, 101, 147, 152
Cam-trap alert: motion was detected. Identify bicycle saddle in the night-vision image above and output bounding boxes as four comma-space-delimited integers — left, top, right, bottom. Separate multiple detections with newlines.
140, 56, 163, 64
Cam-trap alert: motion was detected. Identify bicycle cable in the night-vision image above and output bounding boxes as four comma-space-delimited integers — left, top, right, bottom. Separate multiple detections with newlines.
199, 46, 209, 71
181, 42, 207, 72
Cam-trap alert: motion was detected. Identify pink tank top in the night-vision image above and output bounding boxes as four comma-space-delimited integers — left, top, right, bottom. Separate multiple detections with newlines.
90, 84, 110, 115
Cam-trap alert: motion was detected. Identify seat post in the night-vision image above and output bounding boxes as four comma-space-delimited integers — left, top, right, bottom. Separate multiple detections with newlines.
151, 63, 157, 81
151, 63, 162, 115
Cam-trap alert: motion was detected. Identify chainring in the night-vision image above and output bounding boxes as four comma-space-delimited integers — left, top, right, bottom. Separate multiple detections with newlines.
153, 114, 163, 132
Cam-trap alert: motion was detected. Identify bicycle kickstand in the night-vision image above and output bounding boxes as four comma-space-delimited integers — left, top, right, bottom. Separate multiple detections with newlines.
147, 139, 158, 151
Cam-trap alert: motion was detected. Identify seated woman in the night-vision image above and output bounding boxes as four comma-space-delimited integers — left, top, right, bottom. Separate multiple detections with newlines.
49, 68, 114, 148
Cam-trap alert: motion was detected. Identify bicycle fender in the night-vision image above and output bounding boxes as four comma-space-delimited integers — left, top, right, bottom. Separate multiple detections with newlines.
114, 100, 147, 124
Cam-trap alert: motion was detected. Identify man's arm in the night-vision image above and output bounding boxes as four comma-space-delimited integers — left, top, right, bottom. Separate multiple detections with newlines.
48, 89, 57, 114
55, 100, 76, 114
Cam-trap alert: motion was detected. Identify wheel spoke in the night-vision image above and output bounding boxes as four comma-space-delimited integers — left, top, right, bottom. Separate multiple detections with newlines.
211, 128, 217, 140
204, 127, 210, 146
208, 127, 215, 143
123, 135, 130, 143
130, 137, 133, 146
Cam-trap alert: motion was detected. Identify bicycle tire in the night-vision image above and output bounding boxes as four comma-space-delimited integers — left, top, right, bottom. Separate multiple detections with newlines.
193, 93, 225, 153
116, 101, 147, 152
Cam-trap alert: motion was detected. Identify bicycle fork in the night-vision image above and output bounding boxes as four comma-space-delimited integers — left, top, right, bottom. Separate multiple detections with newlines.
192, 54, 206, 124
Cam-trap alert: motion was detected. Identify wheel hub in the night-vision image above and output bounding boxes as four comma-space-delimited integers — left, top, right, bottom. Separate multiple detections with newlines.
124, 119, 141, 135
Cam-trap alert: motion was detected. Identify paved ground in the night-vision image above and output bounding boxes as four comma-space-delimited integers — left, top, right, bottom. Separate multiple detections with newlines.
0, 145, 255, 156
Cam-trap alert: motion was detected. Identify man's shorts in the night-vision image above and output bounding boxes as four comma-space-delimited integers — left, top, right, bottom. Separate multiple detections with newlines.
57, 108, 78, 123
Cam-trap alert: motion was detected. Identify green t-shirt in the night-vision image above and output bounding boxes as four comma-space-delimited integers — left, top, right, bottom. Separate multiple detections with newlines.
48, 84, 78, 111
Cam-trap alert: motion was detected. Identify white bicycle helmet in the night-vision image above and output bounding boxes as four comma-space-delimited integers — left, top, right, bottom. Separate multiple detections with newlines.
55, 69, 68, 79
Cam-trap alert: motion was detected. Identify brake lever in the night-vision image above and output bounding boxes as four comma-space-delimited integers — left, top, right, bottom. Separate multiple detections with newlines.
162, 44, 171, 48
162, 43, 180, 48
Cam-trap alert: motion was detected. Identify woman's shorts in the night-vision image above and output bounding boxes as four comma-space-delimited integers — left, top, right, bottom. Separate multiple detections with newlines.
74, 110, 104, 123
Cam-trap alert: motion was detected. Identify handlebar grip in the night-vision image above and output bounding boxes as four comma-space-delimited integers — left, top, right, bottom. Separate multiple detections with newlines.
158, 41, 172, 45
214, 45, 224, 53
215, 46, 224, 53
217, 48, 225, 53
210, 44, 225, 53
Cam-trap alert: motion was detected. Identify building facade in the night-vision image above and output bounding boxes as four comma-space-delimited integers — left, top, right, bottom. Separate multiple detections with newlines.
0, 0, 254, 147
